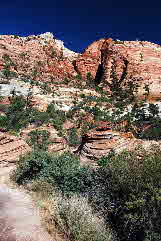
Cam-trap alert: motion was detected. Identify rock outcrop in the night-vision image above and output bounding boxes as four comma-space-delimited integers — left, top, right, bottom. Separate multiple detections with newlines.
79, 122, 161, 163
75, 39, 105, 79
0, 33, 78, 83
76, 38, 161, 101
0, 33, 160, 101
100, 39, 161, 100
0, 33, 161, 164
0, 132, 31, 167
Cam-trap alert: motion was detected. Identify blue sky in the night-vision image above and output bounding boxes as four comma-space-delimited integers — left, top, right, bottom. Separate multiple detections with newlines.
1, 0, 161, 52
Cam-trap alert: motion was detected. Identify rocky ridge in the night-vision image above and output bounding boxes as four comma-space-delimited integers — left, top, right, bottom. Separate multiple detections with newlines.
0, 32, 79, 83
76, 38, 161, 101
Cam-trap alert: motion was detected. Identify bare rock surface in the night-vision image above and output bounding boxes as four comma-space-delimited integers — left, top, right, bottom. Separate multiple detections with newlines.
0, 33, 78, 82
0, 132, 31, 167
76, 38, 161, 101
80, 126, 161, 163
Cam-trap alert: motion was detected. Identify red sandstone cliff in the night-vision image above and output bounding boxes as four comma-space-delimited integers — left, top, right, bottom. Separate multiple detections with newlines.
0, 32, 78, 83
76, 38, 161, 101
0, 33, 160, 102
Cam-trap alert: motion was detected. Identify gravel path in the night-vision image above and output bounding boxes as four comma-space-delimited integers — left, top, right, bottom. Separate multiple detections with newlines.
0, 166, 54, 241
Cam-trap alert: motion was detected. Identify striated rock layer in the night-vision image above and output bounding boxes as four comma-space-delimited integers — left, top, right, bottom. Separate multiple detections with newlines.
80, 125, 161, 163
0, 32, 78, 83
76, 39, 161, 101
0, 132, 31, 167
0, 33, 160, 101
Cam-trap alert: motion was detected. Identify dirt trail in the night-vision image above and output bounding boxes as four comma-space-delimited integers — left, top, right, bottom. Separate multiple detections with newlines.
0, 165, 55, 241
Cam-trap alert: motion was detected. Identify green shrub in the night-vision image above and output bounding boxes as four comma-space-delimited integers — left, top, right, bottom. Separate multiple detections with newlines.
2, 54, 14, 65
30, 109, 50, 126
2, 68, 12, 79
5, 96, 29, 130
90, 146, 161, 241
86, 72, 95, 87
68, 127, 81, 146
63, 77, 70, 84
3, 95, 50, 131
12, 151, 53, 185
0, 115, 8, 128
76, 74, 82, 80
97, 156, 111, 167
39, 152, 93, 195
46, 103, 67, 132
12, 151, 93, 195
52, 116, 64, 131
27, 129, 50, 151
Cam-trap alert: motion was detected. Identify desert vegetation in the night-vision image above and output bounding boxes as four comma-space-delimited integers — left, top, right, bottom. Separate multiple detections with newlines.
11, 145, 161, 241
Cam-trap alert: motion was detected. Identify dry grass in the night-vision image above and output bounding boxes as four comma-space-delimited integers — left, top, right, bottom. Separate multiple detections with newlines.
50, 194, 114, 241
26, 180, 69, 241
27, 179, 115, 241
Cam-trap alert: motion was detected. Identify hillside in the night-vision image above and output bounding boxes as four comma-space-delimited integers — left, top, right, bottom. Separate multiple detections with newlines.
0, 33, 161, 241
0, 32, 160, 161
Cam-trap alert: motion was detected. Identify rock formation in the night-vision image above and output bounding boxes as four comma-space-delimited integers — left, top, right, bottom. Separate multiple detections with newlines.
0, 32, 78, 83
0, 33, 160, 100
80, 124, 161, 163
75, 39, 105, 79
0, 132, 31, 167
76, 38, 161, 101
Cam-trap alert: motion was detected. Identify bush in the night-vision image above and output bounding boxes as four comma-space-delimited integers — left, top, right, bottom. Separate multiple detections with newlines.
51, 193, 115, 241
90, 146, 161, 241
30, 109, 50, 126
86, 72, 95, 88
5, 96, 29, 130
12, 151, 93, 195
2, 95, 51, 131
68, 127, 81, 146
64, 77, 70, 84
12, 142, 161, 241
27, 129, 50, 151
97, 150, 115, 167
12, 151, 53, 185
46, 103, 67, 132
76, 74, 82, 80
0, 115, 8, 128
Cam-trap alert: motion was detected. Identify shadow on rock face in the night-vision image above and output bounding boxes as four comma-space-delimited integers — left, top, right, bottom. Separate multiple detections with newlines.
0, 184, 54, 241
